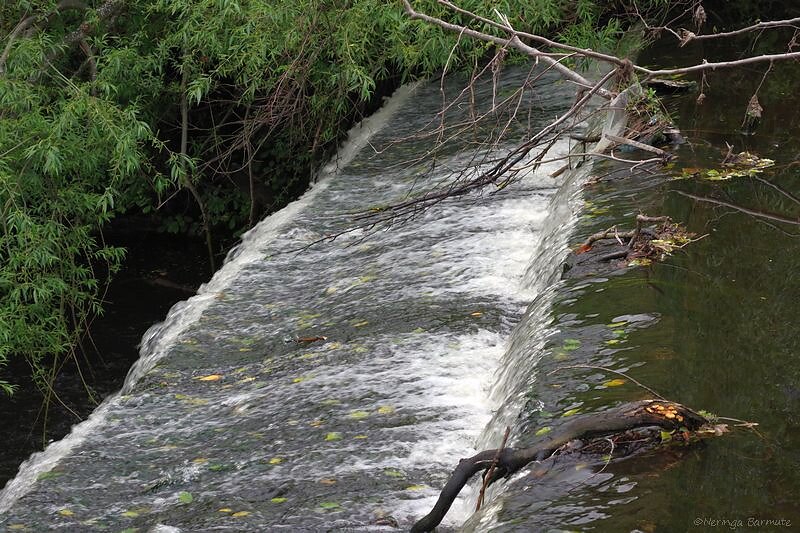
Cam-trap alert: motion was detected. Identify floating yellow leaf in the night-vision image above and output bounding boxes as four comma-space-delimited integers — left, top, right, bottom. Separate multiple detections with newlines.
196, 374, 223, 381
7, 525, 28, 530
271, 497, 288, 503
192, 457, 208, 464
470, 311, 483, 317
324, 432, 342, 441
231, 511, 251, 517
562, 408, 581, 417
603, 379, 626, 387
268, 457, 283, 465
121, 510, 140, 518
352, 320, 369, 328
58, 509, 75, 517
535, 426, 552, 436
218, 508, 233, 513
319, 478, 337, 485
354, 434, 368, 439
405, 485, 427, 491
292, 376, 308, 384
377, 406, 395, 415
350, 410, 369, 420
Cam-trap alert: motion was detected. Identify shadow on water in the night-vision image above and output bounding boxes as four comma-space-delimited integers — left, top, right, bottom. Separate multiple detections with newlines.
0, 233, 210, 488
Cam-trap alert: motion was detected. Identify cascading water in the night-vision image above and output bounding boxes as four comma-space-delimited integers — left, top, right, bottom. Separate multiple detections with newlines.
0, 68, 586, 531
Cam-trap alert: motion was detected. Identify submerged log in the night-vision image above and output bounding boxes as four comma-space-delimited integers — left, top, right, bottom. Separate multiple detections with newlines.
410, 400, 708, 533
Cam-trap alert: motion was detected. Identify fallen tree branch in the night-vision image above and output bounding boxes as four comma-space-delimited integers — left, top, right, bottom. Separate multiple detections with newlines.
411, 399, 709, 532
401, 0, 615, 99
603, 133, 671, 158
404, 0, 800, 81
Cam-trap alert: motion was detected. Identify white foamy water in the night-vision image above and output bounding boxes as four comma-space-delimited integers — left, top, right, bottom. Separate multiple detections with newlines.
0, 84, 418, 514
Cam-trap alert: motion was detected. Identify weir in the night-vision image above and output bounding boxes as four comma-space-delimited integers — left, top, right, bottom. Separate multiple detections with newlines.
0, 69, 586, 531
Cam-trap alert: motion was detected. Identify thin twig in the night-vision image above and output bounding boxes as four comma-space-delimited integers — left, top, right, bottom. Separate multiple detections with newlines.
548, 364, 667, 400
476, 425, 511, 512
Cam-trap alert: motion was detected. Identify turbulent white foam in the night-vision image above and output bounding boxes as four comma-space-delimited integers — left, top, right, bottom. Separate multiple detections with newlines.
0, 83, 418, 514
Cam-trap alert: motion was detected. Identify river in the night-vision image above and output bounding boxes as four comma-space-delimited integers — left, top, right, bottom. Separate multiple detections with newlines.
2, 45, 800, 532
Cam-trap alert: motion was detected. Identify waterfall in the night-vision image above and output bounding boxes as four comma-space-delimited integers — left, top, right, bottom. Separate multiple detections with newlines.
1, 69, 586, 531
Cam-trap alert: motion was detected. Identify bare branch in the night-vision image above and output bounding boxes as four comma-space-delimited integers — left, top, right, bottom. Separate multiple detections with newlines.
401, 0, 615, 99
676, 191, 800, 225
680, 16, 800, 45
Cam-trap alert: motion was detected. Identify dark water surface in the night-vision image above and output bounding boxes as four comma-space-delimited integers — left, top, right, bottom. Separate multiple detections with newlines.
463, 40, 800, 532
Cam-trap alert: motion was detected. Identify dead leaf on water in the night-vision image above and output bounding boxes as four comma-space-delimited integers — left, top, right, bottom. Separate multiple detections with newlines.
603, 379, 626, 387
296, 336, 327, 344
